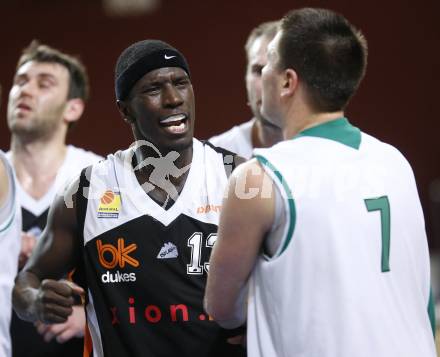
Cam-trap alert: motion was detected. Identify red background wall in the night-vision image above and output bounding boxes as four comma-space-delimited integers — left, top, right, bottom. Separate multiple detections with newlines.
0, 0, 439, 247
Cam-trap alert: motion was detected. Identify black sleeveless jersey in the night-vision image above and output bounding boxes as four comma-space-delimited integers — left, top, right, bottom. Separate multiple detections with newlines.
76, 140, 245, 357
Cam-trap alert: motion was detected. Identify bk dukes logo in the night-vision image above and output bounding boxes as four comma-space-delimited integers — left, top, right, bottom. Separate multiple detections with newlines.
97, 238, 139, 283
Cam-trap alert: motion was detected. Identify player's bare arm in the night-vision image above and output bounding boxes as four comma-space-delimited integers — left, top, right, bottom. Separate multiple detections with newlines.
13, 177, 84, 324
205, 159, 275, 328
0, 160, 9, 207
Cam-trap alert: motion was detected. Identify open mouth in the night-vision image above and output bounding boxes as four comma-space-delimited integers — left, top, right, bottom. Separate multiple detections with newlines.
159, 114, 188, 134
16, 103, 32, 112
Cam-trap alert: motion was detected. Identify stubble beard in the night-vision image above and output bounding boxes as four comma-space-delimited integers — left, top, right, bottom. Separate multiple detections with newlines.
9, 114, 60, 143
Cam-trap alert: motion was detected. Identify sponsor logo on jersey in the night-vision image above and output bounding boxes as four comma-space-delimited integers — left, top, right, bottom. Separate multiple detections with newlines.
109, 296, 215, 325
196, 204, 221, 214
157, 242, 178, 259
101, 271, 136, 283
97, 238, 139, 269
97, 238, 139, 284
97, 190, 121, 218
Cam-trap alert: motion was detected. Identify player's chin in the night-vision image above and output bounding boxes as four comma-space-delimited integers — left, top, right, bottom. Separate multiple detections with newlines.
164, 136, 193, 152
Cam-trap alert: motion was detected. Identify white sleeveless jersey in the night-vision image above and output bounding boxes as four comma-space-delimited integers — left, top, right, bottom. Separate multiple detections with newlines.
250, 118, 436, 357
6, 146, 102, 357
76, 139, 243, 357
6, 145, 102, 237
209, 119, 254, 159
0, 150, 21, 357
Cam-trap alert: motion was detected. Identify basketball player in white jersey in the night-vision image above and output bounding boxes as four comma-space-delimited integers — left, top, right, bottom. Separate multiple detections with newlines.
206, 8, 437, 357
0, 151, 21, 357
0, 84, 22, 357
209, 21, 282, 159
7, 41, 102, 357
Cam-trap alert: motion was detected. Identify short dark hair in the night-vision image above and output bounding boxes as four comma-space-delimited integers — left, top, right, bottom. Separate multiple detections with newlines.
278, 8, 368, 112
245, 20, 279, 61
17, 40, 90, 101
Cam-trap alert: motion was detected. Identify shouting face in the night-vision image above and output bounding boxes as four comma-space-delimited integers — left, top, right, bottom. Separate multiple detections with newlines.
121, 67, 195, 153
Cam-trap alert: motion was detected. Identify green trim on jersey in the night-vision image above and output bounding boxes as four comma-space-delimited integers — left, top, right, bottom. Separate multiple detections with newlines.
428, 287, 436, 336
0, 207, 16, 234
294, 117, 361, 150
255, 155, 296, 257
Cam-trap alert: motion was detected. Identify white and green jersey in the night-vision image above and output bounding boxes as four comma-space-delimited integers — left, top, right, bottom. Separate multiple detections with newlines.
249, 118, 436, 357
0, 150, 21, 357
209, 119, 254, 159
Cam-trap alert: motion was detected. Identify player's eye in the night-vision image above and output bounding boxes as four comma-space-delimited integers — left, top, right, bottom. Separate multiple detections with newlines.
175, 79, 189, 87
143, 86, 160, 95
39, 80, 52, 89
13, 77, 27, 86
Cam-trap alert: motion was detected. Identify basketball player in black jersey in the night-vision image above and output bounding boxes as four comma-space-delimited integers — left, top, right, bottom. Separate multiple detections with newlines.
13, 40, 245, 357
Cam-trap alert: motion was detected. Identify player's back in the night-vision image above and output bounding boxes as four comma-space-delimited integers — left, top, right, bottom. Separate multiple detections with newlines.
250, 118, 436, 357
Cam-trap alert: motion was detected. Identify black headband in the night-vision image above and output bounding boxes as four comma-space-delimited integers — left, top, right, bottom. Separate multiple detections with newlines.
115, 41, 191, 101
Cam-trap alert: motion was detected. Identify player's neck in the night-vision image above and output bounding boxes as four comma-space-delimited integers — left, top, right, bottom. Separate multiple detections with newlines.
251, 120, 263, 148
10, 132, 68, 200
252, 118, 282, 149
283, 105, 344, 139
133, 144, 193, 208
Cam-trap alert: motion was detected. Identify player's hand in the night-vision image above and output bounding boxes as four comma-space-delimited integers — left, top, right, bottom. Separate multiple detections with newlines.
35, 279, 84, 324
35, 305, 86, 343
227, 334, 247, 347
19, 232, 37, 269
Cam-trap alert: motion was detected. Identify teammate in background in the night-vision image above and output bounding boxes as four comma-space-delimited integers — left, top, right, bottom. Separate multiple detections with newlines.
0, 83, 22, 357
209, 20, 282, 159
7, 41, 102, 357
12, 40, 245, 357
205, 8, 437, 357
0, 152, 21, 357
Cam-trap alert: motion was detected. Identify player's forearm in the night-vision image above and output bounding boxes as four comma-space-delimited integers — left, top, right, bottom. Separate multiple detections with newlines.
0, 161, 9, 207
205, 281, 248, 329
215, 287, 247, 329
12, 271, 42, 322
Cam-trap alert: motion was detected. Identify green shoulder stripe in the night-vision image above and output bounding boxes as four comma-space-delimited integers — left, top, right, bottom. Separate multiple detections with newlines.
255, 155, 296, 256
294, 117, 361, 150
428, 287, 436, 337
0, 208, 15, 234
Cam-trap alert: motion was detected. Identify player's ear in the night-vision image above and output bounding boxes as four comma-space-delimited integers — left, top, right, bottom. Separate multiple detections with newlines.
281, 68, 298, 98
64, 98, 85, 124
117, 100, 135, 124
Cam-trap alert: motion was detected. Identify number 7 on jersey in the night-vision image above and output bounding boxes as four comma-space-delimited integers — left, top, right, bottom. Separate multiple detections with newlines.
364, 196, 391, 273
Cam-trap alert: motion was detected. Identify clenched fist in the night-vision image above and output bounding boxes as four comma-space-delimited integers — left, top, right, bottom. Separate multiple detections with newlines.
34, 279, 84, 324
